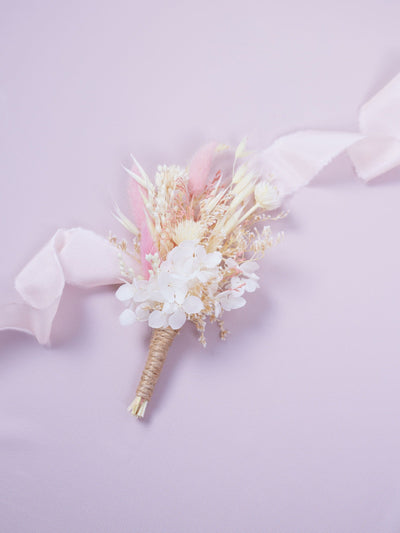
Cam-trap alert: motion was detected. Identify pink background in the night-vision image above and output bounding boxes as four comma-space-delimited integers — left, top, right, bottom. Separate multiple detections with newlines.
2, 1, 400, 532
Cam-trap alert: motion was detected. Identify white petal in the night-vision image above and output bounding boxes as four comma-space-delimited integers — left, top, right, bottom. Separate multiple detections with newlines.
135, 278, 149, 289
135, 304, 150, 321
229, 296, 246, 309
219, 294, 233, 311
158, 270, 170, 283
195, 245, 207, 261
119, 308, 136, 326
241, 261, 259, 274
183, 295, 204, 314
230, 277, 245, 296
226, 258, 238, 268
174, 285, 188, 305
168, 308, 186, 330
148, 310, 167, 328
180, 257, 195, 277
231, 276, 243, 289
221, 299, 233, 311
182, 240, 197, 251
172, 240, 196, 263
116, 284, 134, 301
158, 272, 174, 302
133, 287, 150, 303
196, 270, 213, 283
204, 251, 222, 268
148, 289, 164, 303
162, 301, 178, 314
244, 278, 259, 293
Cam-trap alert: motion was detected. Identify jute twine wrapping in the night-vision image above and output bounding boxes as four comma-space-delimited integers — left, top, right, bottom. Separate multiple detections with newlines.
136, 327, 178, 402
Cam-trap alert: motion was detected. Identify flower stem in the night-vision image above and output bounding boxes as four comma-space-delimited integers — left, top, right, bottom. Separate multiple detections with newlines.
128, 327, 179, 419
237, 204, 259, 225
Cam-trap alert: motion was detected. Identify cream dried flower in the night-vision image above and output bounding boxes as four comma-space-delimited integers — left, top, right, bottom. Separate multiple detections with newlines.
173, 220, 204, 244
254, 181, 282, 210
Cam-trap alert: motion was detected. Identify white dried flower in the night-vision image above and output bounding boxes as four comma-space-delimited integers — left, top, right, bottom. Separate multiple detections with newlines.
254, 182, 282, 210
173, 220, 204, 245
116, 241, 222, 330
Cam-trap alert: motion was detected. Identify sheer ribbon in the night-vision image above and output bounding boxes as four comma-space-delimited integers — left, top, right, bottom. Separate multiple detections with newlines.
0, 229, 137, 344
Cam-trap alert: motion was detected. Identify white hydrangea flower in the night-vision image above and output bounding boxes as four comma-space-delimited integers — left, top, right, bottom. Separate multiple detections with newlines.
116, 241, 262, 329
116, 240, 221, 330
213, 258, 261, 317
119, 308, 136, 326
226, 258, 260, 291
215, 290, 246, 315
164, 240, 222, 285
149, 294, 204, 330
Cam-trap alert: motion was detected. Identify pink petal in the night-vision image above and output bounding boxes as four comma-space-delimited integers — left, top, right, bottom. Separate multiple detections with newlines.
128, 163, 147, 228
188, 142, 217, 195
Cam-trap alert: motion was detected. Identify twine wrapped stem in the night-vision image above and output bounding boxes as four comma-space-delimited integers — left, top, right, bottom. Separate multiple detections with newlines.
128, 327, 178, 418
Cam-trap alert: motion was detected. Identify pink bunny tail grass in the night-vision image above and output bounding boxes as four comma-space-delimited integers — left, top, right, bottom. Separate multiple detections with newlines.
140, 223, 155, 279
128, 165, 147, 228
188, 142, 217, 195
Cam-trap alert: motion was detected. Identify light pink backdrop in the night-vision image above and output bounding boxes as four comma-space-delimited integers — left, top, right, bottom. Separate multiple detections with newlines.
2, 1, 400, 532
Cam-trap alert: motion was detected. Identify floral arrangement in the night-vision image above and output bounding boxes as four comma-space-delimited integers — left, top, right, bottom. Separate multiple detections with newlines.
2, 72, 400, 421
114, 140, 285, 416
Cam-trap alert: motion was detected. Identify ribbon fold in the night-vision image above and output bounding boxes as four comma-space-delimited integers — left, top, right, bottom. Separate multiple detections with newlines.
0, 228, 137, 344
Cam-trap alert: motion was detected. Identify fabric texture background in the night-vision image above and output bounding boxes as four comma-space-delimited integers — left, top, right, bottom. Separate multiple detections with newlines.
1, 2, 400, 532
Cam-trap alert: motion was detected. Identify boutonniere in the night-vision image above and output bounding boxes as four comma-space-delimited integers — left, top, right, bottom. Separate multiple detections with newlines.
2, 72, 400, 419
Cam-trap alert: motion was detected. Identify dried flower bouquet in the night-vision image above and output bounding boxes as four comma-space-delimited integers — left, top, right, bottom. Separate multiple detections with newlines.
115, 140, 284, 417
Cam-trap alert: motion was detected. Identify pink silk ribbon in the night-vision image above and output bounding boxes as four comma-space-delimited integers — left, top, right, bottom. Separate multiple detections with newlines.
1, 73, 400, 344
261, 73, 400, 193
0, 228, 137, 344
